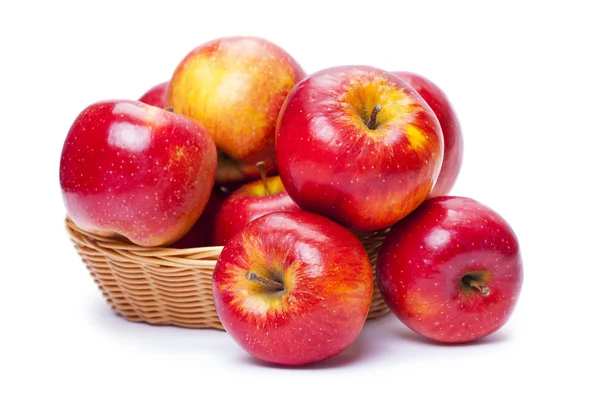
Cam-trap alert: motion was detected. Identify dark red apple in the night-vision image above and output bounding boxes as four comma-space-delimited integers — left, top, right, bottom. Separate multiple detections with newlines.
393, 72, 463, 197
213, 162, 301, 245
377, 196, 523, 343
138, 82, 168, 109
60, 100, 217, 247
170, 190, 225, 248
276, 65, 444, 232
212, 211, 373, 366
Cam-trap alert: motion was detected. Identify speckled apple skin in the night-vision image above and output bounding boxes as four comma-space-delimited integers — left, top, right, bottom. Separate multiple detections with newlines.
167, 37, 306, 183
276, 66, 444, 232
60, 100, 217, 247
394, 72, 463, 197
213, 176, 301, 245
377, 196, 523, 343
212, 212, 373, 366
138, 81, 169, 109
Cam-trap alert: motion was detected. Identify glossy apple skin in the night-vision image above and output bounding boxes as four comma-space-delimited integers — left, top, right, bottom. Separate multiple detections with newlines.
166, 36, 306, 184
138, 81, 168, 109
276, 65, 444, 232
213, 211, 373, 366
394, 72, 463, 197
60, 100, 217, 247
213, 176, 300, 245
170, 190, 225, 248
377, 196, 523, 343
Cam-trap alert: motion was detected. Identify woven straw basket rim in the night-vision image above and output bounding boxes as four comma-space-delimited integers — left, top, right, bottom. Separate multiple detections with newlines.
66, 216, 389, 330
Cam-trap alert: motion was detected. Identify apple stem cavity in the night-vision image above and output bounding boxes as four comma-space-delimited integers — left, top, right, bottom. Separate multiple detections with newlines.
165, 106, 174, 112
256, 161, 271, 196
246, 271, 284, 291
462, 275, 491, 296
367, 104, 382, 130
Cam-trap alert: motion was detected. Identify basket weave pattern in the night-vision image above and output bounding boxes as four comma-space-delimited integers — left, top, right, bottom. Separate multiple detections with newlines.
66, 217, 389, 330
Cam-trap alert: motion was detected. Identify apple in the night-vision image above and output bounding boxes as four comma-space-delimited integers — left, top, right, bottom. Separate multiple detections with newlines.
138, 81, 168, 109
60, 100, 217, 247
276, 65, 444, 232
212, 211, 373, 366
213, 162, 301, 245
377, 196, 523, 343
394, 72, 463, 197
170, 190, 225, 248
166, 36, 306, 184
214, 151, 275, 185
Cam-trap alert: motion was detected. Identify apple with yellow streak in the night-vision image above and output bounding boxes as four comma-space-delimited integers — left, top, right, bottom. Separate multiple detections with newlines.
276, 65, 444, 232
167, 37, 305, 184
212, 211, 373, 366
213, 162, 301, 245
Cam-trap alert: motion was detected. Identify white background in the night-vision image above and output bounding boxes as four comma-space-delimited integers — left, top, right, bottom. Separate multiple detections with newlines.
1, 1, 598, 399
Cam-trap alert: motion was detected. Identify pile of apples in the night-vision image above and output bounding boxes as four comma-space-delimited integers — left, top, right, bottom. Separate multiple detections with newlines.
60, 37, 523, 366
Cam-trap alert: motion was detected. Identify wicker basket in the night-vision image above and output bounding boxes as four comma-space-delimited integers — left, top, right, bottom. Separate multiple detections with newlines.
66, 216, 390, 330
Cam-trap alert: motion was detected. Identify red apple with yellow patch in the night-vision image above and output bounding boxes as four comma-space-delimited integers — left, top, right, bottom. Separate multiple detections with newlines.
60, 100, 217, 246
213, 162, 301, 245
212, 211, 373, 366
394, 72, 463, 197
166, 37, 306, 184
276, 66, 444, 232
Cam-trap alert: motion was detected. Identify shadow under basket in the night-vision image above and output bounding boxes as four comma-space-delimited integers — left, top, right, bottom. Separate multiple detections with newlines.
65, 217, 390, 330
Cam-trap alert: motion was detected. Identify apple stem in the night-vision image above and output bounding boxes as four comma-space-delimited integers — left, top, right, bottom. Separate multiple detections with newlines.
165, 106, 174, 112
367, 104, 382, 130
463, 276, 490, 296
245, 271, 284, 290
256, 161, 271, 196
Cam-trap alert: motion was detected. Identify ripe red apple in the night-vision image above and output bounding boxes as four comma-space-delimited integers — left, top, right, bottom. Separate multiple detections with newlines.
138, 81, 168, 109
166, 36, 306, 184
212, 211, 373, 366
213, 162, 301, 245
377, 196, 523, 343
60, 100, 217, 247
170, 190, 225, 248
394, 72, 463, 197
276, 65, 444, 232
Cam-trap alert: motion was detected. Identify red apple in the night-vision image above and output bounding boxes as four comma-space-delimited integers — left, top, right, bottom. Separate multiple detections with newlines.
60, 100, 217, 247
377, 196, 523, 343
276, 65, 444, 232
138, 81, 168, 109
213, 163, 301, 245
212, 211, 373, 366
170, 190, 225, 248
166, 36, 306, 184
394, 72, 463, 197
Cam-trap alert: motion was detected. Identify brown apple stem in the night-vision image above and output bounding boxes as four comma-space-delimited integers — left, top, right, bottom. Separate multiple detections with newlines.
464, 276, 491, 296
246, 271, 284, 290
367, 104, 382, 130
165, 106, 174, 112
256, 161, 271, 196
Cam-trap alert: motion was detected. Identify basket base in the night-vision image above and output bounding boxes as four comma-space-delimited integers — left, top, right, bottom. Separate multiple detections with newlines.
67, 216, 390, 330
